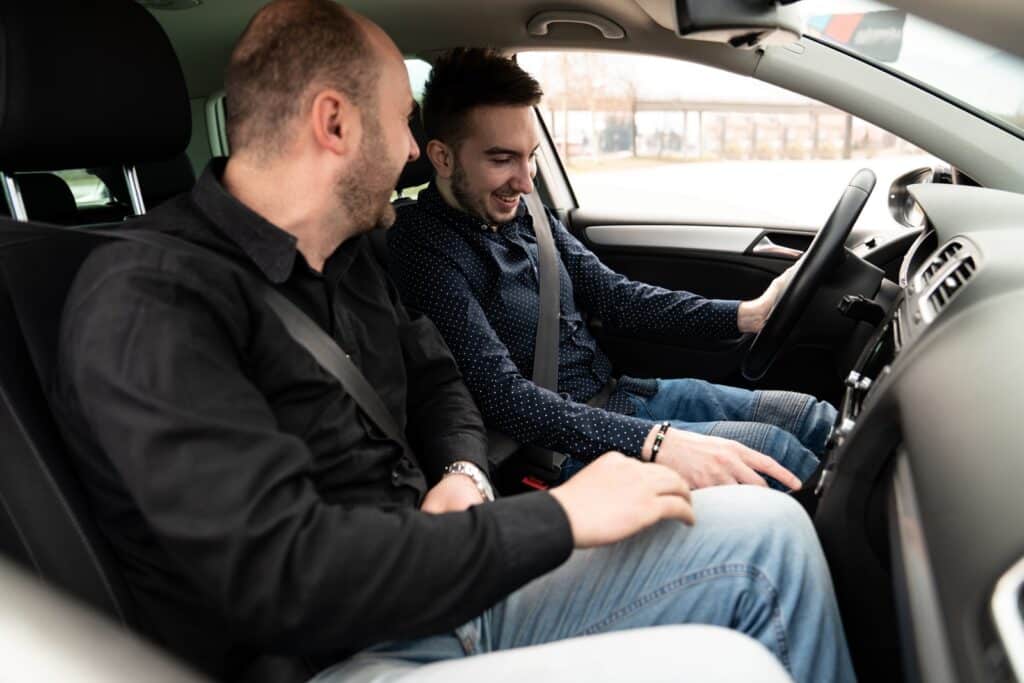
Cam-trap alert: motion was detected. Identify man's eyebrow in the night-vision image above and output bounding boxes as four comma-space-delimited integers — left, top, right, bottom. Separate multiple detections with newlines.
484, 144, 541, 156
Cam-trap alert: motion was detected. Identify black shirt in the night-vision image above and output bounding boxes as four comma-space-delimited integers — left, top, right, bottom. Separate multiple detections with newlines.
51, 160, 573, 679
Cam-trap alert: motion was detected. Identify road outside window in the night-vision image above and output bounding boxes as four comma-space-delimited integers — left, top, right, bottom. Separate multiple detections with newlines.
518, 51, 936, 229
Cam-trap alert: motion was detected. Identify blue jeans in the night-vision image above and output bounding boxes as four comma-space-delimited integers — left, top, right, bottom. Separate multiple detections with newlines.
311, 487, 856, 683
566, 379, 837, 490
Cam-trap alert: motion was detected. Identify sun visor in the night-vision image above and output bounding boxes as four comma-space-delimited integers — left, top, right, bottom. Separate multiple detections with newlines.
635, 0, 804, 49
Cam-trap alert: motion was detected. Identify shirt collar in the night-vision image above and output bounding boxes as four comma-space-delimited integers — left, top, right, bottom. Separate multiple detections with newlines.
417, 182, 528, 237
190, 158, 300, 284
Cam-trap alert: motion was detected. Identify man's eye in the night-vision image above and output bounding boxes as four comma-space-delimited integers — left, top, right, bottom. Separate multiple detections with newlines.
492, 157, 512, 165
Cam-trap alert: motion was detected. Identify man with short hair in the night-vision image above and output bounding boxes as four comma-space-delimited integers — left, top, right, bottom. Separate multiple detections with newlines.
389, 48, 835, 490
53, 3, 853, 682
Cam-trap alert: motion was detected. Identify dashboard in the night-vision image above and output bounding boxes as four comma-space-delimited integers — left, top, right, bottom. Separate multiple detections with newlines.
815, 184, 1024, 683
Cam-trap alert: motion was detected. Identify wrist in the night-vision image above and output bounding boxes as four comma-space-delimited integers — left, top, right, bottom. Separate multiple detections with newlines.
737, 298, 768, 334
443, 460, 495, 502
640, 422, 671, 462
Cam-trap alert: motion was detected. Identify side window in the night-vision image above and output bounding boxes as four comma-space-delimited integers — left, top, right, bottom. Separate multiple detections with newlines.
52, 169, 113, 208
518, 51, 936, 229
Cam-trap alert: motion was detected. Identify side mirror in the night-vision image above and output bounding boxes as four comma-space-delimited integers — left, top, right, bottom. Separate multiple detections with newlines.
636, 0, 803, 48
888, 167, 932, 228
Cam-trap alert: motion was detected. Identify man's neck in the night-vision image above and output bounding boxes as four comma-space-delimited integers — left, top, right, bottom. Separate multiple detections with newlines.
222, 155, 357, 272
435, 177, 499, 232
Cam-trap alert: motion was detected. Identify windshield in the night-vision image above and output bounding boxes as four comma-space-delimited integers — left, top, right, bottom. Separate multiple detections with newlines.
801, 0, 1024, 138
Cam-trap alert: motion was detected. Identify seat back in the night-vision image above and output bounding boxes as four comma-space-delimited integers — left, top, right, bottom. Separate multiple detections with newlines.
0, 0, 190, 638
0, 219, 141, 629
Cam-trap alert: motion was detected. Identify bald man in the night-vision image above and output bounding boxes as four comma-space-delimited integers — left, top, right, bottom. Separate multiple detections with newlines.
52, 2, 854, 682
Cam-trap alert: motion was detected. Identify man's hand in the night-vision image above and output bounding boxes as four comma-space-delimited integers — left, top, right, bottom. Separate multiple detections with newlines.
645, 426, 802, 491
548, 452, 694, 549
737, 262, 798, 334
420, 474, 485, 514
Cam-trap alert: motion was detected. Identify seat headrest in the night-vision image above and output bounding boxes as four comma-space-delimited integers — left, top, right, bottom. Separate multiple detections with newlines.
90, 153, 196, 209
395, 102, 434, 193
1, 174, 77, 224
0, 1, 191, 172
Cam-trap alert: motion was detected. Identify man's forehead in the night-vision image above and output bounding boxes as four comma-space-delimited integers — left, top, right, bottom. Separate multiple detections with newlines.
464, 105, 539, 151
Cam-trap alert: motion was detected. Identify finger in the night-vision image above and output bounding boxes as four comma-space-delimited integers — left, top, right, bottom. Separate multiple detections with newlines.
657, 495, 696, 526
743, 449, 802, 490
726, 456, 769, 487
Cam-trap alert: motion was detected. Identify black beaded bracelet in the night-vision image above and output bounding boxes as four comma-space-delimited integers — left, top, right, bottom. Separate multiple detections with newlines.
650, 421, 671, 462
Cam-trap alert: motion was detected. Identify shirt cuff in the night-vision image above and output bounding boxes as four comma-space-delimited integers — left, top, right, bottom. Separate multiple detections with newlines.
421, 431, 491, 482
709, 299, 742, 338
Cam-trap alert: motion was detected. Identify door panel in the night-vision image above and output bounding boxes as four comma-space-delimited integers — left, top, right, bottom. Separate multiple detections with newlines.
567, 210, 877, 402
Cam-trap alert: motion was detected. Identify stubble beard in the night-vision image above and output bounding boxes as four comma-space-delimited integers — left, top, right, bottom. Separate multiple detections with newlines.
337, 118, 398, 235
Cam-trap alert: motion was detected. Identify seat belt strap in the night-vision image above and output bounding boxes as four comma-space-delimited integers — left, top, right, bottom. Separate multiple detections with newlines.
522, 191, 560, 391
101, 229, 413, 455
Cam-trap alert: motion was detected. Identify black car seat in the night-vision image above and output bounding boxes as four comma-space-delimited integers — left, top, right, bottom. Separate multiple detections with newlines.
0, 4, 312, 682
0, 0, 206, 667
90, 152, 197, 212
0, 172, 78, 224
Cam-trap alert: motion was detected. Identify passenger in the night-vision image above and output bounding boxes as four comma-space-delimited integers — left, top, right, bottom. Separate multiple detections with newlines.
389, 48, 837, 490
52, 2, 854, 682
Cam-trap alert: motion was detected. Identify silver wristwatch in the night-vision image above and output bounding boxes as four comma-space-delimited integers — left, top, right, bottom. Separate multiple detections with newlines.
442, 461, 495, 502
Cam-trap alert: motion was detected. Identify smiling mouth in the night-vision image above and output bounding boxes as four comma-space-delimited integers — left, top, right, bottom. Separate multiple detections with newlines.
494, 193, 520, 209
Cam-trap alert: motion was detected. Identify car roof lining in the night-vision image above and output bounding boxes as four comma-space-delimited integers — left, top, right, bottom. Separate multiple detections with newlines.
144, 0, 762, 99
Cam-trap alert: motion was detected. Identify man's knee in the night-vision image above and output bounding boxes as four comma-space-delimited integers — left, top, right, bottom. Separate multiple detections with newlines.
691, 486, 818, 555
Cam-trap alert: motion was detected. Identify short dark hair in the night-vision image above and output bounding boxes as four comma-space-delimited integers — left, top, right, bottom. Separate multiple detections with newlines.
224, 0, 378, 156
421, 48, 543, 146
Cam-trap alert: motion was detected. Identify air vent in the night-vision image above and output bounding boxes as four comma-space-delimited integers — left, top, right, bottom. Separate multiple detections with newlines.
915, 239, 979, 324
919, 240, 963, 285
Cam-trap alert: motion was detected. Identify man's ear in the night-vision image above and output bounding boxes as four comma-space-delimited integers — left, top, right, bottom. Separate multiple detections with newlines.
310, 88, 360, 156
426, 139, 455, 179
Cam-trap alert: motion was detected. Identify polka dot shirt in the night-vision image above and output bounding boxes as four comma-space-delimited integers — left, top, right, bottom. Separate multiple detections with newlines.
388, 183, 741, 461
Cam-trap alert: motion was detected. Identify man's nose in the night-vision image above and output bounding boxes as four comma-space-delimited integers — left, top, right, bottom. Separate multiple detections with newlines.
511, 160, 534, 194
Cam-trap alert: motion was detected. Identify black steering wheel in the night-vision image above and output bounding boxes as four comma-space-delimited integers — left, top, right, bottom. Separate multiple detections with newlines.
741, 169, 876, 381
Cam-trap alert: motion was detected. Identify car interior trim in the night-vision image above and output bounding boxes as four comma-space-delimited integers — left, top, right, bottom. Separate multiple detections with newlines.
584, 225, 762, 253
892, 452, 957, 683
991, 555, 1024, 683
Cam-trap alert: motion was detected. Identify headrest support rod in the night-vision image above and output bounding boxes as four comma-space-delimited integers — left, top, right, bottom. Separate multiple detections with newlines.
122, 165, 147, 216
1, 173, 28, 221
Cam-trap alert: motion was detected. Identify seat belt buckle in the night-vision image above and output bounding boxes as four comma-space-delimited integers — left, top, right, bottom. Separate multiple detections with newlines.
521, 476, 551, 490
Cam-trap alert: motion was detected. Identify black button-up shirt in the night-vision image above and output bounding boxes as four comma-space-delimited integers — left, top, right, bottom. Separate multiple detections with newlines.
51, 160, 572, 679
389, 183, 741, 461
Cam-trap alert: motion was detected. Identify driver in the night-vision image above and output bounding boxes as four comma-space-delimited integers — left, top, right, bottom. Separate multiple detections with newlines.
389, 48, 835, 490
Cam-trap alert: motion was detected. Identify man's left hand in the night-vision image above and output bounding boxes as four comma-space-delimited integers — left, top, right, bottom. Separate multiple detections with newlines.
420, 474, 485, 514
737, 263, 798, 334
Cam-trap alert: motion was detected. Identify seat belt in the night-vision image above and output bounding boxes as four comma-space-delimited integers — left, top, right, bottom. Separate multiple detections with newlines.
100, 229, 414, 456
522, 191, 560, 391
488, 193, 568, 487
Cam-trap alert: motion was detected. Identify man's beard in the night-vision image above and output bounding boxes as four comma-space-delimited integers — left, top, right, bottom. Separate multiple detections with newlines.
450, 159, 491, 225
336, 119, 398, 234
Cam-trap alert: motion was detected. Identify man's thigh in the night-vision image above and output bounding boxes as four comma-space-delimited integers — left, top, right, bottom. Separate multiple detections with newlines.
481, 486, 804, 653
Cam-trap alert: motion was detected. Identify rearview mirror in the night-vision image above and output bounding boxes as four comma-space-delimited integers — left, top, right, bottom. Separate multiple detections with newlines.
636, 0, 803, 48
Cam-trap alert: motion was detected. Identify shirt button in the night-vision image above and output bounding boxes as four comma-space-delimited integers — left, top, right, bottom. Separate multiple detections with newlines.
391, 470, 400, 484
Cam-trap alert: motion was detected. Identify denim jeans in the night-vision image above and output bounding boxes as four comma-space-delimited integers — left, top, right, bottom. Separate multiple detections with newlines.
565, 379, 836, 489
310, 486, 855, 683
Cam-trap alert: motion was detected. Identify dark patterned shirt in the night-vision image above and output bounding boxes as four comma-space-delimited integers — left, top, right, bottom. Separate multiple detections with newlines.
388, 183, 741, 460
